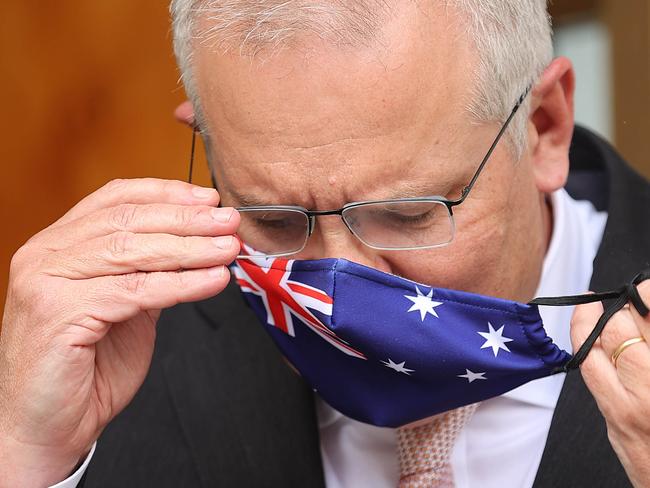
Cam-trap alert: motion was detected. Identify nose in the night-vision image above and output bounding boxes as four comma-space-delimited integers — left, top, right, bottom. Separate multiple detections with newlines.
295, 215, 393, 273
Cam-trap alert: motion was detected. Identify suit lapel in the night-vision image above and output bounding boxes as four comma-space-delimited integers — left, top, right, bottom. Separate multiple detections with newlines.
533, 127, 650, 487
163, 284, 326, 487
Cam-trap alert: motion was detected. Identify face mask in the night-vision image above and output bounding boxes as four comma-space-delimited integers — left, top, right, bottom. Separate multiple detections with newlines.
232, 254, 649, 428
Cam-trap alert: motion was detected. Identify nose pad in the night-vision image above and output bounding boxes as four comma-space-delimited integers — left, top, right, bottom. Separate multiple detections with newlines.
296, 215, 392, 273
340, 216, 356, 235
307, 215, 317, 236
307, 215, 354, 237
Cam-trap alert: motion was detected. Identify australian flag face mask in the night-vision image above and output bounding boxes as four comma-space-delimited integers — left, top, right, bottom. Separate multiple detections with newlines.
232, 254, 650, 428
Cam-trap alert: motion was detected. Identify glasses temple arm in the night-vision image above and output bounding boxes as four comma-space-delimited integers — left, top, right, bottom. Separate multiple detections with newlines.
188, 129, 197, 184
454, 85, 532, 205
187, 128, 222, 192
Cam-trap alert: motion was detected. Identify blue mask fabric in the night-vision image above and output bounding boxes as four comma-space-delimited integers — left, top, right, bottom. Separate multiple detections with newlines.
232, 255, 649, 428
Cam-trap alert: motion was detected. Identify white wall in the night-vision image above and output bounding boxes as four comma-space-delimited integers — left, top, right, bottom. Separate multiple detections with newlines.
553, 18, 614, 142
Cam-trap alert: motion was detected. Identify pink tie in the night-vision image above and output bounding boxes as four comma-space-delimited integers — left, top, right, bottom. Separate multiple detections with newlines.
396, 404, 478, 487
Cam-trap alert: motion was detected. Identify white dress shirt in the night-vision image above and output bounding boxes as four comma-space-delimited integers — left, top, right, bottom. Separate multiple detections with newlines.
52, 188, 607, 488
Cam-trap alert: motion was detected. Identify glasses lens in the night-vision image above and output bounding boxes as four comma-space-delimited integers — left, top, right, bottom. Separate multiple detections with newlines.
342, 200, 454, 249
236, 208, 309, 257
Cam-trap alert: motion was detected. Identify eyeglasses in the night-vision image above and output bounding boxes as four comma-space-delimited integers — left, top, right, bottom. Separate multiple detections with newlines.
188, 86, 531, 258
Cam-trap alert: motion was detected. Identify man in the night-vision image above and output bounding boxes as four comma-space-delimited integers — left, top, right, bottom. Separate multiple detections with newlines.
1, 1, 650, 487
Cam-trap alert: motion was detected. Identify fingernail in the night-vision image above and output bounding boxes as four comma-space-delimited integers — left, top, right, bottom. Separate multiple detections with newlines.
213, 236, 233, 249
192, 187, 217, 199
208, 266, 226, 278
211, 207, 234, 223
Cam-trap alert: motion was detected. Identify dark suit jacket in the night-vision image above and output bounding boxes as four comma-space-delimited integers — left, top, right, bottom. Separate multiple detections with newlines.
79, 127, 650, 487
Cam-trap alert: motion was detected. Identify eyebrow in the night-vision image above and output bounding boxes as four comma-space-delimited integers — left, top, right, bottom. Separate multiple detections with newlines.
383, 180, 454, 200
228, 189, 274, 207
229, 179, 457, 210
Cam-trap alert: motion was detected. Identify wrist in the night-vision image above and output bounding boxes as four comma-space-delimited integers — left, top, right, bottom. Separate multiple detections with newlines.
0, 433, 83, 488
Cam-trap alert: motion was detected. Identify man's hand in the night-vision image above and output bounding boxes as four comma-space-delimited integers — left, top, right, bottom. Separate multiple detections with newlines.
571, 281, 650, 488
0, 178, 240, 487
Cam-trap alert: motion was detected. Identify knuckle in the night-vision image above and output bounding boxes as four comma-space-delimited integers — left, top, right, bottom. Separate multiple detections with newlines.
107, 231, 136, 260
119, 272, 150, 295
108, 204, 139, 231
160, 178, 176, 193
601, 321, 631, 351
571, 303, 595, 327
9, 245, 30, 274
174, 205, 201, 231
569, 311, 583, 329
180, 235, 198, 255
159, 178, 185, 199
613, 406, 636, 430
172, 269, 192, 290
578, 357, 602, 390
103, 178, 129, 194
8, 246, 43, 291
7, 268, 49, 317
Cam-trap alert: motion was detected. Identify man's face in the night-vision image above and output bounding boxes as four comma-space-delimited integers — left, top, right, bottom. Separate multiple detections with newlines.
193, 3, 549, 302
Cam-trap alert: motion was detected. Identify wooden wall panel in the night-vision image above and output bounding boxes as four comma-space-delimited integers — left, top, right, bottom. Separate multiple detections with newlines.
602, 0, 650, 177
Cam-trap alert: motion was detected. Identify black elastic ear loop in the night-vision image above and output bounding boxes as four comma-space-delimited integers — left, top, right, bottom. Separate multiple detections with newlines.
188, 129, 197, 184
627, 271, 650, 316
188, 126, 219, 190
530, 268, 650, 373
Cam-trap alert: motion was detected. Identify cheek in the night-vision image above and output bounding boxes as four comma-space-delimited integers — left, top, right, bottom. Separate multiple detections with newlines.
385, 164, 544, 298
386, 227, 505, 294
384, 196, 512, 294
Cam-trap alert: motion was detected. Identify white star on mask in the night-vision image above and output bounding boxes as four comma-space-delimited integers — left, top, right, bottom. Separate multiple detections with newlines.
381, 358, 415, 375
478, 322, 514, 357
404, 286, 443, 321
458, 369, 487, 383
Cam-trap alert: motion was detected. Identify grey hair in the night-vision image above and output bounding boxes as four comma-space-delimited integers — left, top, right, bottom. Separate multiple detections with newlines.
170, 1, 553, 158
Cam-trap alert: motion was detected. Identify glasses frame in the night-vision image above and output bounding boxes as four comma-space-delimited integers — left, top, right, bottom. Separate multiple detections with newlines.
188, 85, 532, 258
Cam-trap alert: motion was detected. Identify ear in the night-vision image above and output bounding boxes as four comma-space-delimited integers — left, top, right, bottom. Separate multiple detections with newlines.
174, 100, 196, 128
528, 57, 575, 193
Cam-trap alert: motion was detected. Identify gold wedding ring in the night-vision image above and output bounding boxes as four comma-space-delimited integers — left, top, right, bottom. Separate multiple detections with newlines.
611, 337, 646, 368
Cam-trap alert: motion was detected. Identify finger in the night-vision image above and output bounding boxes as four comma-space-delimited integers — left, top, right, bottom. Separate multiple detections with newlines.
596, 297, 650, 393
51, 178, 220, 228
84, 265, 232, 325
599, 306, 648, 365
613, 280, 650, 394
629, 280, 650, 337
570, 298, 605, 351
579, 344, 631, 421
31, 203, 239, 251
42, 231, 240, 279
570, 301, 629, 416
573, 300, 650, 414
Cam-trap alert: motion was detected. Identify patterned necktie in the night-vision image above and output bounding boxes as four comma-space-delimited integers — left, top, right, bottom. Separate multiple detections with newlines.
396, 404, 478, 487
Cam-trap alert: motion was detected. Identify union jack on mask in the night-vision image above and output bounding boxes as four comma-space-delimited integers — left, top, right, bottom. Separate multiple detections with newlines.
231, 251, 650, 427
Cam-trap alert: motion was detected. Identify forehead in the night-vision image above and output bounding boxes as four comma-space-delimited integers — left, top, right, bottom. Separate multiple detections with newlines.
192, 3, 481, 205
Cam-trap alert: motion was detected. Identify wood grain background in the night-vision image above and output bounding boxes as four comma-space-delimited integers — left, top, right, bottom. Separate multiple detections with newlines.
0, 2, 648, 320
